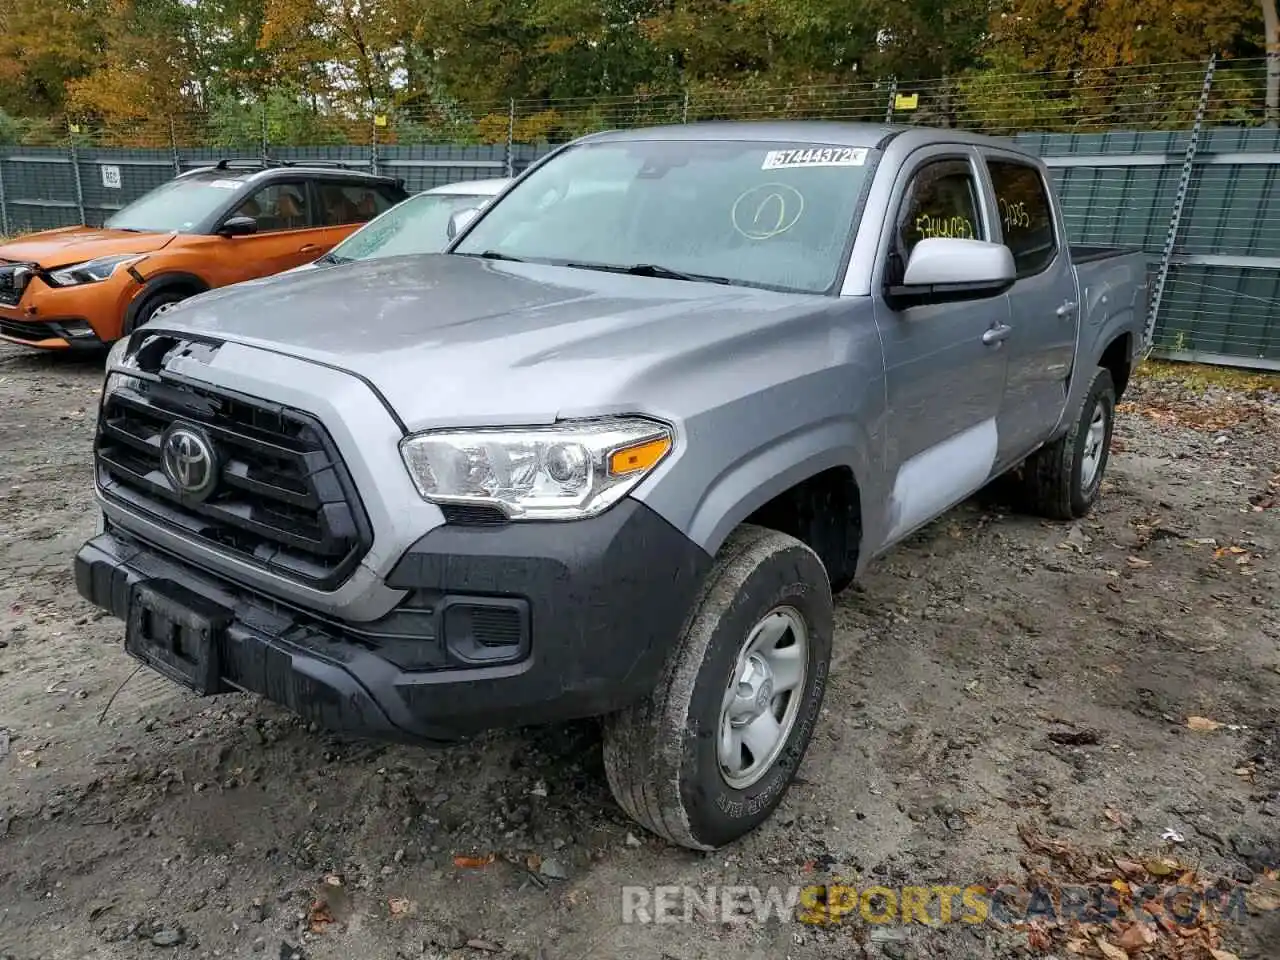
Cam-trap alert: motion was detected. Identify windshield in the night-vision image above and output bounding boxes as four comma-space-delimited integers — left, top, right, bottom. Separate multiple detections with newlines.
452, 139, 876, 294
105, 176, 247, 233
327, 192, 493, 262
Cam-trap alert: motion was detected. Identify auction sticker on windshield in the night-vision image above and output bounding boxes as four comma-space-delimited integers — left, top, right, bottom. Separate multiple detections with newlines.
762, 147, 867, 170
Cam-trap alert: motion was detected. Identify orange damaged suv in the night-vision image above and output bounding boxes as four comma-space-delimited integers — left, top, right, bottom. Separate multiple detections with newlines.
0, 160, 408, 350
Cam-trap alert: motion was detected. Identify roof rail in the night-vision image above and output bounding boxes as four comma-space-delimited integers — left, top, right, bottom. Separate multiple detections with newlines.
214, 158, 276, 170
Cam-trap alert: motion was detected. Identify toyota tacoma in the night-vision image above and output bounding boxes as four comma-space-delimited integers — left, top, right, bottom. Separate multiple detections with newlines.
74, 122, 1147, 850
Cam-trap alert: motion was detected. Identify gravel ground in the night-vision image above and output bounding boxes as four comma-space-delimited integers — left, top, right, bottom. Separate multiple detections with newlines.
1, 344, 1278, 960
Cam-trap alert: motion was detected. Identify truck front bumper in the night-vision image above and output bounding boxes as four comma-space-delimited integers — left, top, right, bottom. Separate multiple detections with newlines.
74, 499, 711, 743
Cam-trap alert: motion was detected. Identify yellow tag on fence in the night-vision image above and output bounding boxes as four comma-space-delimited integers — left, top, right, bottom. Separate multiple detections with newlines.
894, 93, 919, 111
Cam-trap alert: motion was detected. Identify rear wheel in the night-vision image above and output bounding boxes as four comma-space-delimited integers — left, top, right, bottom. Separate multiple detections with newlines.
602, 525, 833, 850
1021, 366, 1116, 520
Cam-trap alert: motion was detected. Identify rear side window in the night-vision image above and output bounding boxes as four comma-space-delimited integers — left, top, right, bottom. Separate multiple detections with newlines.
888, 159, 984, 283
987, 160, 1056, 276
318, 182, 399, 225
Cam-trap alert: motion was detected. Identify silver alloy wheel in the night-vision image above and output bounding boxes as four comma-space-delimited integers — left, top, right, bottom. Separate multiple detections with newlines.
1080, 400, 1108, 489
717, 606, 809, 790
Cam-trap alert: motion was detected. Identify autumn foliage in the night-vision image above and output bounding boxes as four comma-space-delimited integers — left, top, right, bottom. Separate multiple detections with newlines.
0, 0, 1273, 147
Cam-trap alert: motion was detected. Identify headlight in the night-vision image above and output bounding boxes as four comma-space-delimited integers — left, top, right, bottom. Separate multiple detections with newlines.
400, 417, 673, 520
102, 336, 144, 400
50, 254, 144, 286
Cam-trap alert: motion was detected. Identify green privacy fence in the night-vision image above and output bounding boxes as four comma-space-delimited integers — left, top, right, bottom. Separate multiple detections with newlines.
1, 105, 1277, 369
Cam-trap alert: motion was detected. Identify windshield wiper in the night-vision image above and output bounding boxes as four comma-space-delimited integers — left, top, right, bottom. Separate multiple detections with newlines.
469, 250, 525, 263
562, 261, 734, 285
315, 252, 352, 265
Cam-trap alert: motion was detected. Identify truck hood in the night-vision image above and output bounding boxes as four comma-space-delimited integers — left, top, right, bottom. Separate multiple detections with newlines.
0, 226, 175, 268
153, 253, 835, 430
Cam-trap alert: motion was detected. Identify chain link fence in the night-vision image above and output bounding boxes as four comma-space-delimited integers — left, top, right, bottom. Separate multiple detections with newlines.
1, 57, 1277, 367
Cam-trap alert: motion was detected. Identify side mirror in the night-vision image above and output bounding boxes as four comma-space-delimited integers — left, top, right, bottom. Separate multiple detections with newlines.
888, 238, 1015, 307
219, 215, 258, 238
446, 207, 480, 240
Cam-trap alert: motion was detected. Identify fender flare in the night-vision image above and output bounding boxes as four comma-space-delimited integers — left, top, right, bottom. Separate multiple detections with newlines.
123, 272, 210, 332
679, 417, 878, 561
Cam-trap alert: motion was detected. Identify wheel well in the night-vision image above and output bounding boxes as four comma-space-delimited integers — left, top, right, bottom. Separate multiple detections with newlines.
1099, 333, 1132, 399
744, 466, 862, 590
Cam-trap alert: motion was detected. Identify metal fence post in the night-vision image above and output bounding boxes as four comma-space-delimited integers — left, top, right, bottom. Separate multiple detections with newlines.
884, 78, 899, 123
370, 111, 380, 177
260, 102, 269, 161
68, 122, 86, 226
505, 99, 515, 178
1145, 53, 1217, 354
682, 90, 690, 124
169, 118, 182, 177
0, 158, 9, 237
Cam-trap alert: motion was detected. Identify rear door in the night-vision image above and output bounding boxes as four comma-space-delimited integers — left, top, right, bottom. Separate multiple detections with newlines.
982, 153, 1080, 464
871, 146, 1012, 545
313, 179, 402, 250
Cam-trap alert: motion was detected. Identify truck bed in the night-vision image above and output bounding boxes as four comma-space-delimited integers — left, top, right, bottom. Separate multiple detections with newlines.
1070, 244, 1144, 265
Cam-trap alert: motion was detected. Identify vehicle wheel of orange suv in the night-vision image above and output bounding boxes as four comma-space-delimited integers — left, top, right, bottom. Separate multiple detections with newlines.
124, 289, 191, 337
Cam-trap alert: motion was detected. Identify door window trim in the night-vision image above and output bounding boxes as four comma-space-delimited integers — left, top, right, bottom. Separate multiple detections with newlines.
214, 178, 315, 235
871, 146, 998, 300
980, 151, 1062, 280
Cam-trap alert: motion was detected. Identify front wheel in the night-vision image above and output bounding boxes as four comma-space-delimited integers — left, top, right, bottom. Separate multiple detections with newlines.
602, 525, 833, 850
123, 289, 191, 336
1021, 366, 1116, 520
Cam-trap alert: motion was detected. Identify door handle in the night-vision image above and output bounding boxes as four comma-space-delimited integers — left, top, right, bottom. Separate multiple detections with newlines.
1056, 300, 1079, 317
982, 324, 1012, 346
299, 244, 319, 254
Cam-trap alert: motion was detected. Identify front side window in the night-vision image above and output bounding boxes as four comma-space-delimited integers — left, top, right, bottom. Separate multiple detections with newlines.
233, 183, 309, 232
328, 192, 495, 262
887, 159, 985, 285
453, 139, 878, 294
987, 160, 1056, 276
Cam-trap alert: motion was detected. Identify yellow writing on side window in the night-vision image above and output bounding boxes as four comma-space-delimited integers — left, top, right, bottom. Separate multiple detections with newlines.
915, 213, 974, 241
1000, 198, 1031, 230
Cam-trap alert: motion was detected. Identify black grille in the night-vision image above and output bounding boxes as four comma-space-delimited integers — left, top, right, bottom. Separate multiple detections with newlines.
0, 318, 55, 342
0, 262, 32, 307
96, 378, 371, 589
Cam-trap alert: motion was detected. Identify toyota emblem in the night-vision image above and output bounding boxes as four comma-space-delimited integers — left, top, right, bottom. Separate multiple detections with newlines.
161, 424, 219, 500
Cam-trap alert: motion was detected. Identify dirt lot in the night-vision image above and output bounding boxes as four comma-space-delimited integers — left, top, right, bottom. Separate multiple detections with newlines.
1, 343, 1278, 960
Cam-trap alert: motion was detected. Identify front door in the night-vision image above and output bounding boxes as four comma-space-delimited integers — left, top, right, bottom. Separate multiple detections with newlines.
983, 154, 1080, 464
872, 149, 1012, 546
219, 181, 330, 281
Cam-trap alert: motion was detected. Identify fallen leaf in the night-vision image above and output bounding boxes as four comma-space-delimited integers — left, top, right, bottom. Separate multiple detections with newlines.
322, 875, 343, 888
307, 900, 335, 933
1104, 809, 1129, 827
1117, 923, 1156, 950
1065, 939, 1091, 954
1186, 716, 1224, 732
1145, 857, 1179, 877
1126, 556, 1152, 568
1095, 936, 1129, 960
465, 939, 502, 953
1209, 950, 1241, 960
1245, 879, 1280, 912
388, 898, 414, 918
525, 853, 542, 872
453, 854, 495, 868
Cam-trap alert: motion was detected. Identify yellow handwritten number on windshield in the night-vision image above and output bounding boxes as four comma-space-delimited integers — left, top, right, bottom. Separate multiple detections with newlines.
731, 183, 805, 240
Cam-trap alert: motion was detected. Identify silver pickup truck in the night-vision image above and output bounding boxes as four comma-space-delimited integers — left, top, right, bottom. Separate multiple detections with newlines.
75, 122, 1147, 850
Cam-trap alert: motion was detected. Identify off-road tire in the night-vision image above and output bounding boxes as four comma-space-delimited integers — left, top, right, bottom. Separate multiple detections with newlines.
1022, 366, 1116, 520
602, 524, 833, 850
